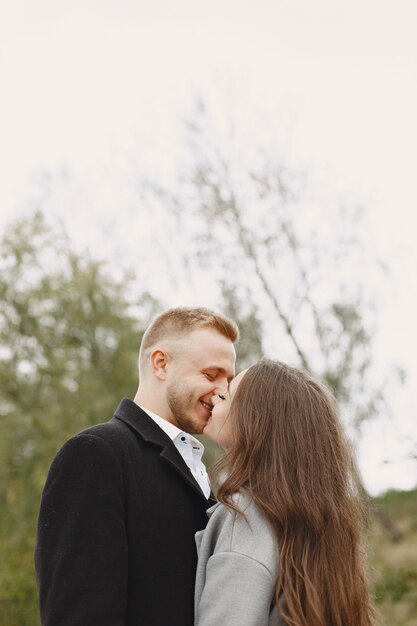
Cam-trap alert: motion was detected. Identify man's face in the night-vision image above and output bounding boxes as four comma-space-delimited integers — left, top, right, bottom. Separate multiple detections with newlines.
164, 328, 236, 434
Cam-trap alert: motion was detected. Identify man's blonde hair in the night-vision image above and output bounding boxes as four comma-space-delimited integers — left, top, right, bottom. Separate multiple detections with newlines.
139, 306, 239, 375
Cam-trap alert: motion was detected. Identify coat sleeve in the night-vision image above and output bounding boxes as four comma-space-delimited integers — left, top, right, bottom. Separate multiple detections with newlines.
35, 433, 128, 626
195, 551, 277, 626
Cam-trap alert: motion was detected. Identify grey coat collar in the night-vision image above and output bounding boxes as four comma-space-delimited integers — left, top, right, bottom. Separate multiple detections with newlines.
207, 502, 221, 517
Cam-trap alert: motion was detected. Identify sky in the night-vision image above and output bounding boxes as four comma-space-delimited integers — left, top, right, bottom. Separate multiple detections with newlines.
0, 0, 416, 494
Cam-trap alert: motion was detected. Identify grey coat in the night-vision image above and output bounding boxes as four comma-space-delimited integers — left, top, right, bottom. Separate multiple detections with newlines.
195, 494, 286, 625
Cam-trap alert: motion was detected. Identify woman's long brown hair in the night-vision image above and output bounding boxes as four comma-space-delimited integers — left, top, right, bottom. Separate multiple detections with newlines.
214, 359, 377, 626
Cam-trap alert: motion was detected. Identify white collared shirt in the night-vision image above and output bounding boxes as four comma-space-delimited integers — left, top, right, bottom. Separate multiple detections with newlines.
138, 405, 211, 499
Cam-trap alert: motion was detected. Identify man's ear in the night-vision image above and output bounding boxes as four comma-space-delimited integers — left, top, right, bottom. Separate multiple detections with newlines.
150, 349, 170, 380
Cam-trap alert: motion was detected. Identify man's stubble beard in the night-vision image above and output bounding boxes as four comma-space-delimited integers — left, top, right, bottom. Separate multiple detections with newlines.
166, 379, 203, 435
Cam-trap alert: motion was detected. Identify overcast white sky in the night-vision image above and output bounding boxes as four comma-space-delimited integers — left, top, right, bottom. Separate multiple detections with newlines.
0, 0, 416, 494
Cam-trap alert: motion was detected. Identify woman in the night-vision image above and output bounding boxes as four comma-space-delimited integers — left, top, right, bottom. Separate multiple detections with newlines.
195, 359, 377, 626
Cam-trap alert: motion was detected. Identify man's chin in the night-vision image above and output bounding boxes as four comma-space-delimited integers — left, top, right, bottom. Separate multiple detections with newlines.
174, 413, 206, 436
189, 419, 206, 436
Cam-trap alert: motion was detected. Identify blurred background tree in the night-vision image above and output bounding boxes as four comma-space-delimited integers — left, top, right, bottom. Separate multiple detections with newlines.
145, 98, 403, 442
142, 98, 404, 540
0, 100, 414, 624
0, 212, 147, 625
139, 92, 417, 619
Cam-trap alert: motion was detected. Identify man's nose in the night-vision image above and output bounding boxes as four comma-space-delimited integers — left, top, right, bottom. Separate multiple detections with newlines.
215, 377, 229, 393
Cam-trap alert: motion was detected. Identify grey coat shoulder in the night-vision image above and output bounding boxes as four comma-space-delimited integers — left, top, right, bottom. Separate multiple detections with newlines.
200, 493, 279, 577
195, 493, 285, 625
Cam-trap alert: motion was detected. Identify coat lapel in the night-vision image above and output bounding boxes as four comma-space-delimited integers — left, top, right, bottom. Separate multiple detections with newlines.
113, 398, 210, 501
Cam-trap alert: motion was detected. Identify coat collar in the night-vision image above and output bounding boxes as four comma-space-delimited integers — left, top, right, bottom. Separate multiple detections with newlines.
113, 397, 213, 503
207, 502, 221, 517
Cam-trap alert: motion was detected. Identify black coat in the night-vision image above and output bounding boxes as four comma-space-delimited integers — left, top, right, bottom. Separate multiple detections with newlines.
35, 398, 213, 626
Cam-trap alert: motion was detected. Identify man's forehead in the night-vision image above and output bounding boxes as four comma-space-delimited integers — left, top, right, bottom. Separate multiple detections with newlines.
190, 348, 236, 377
179, 328, 235, 367
187, 328, 235, 351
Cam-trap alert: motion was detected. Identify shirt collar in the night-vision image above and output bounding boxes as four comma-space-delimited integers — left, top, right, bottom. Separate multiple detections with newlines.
139, 405, 205, 455
138, 405, 183, 441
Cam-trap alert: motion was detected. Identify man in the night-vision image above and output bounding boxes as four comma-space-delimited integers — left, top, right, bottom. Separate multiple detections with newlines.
35, 307, 238, 626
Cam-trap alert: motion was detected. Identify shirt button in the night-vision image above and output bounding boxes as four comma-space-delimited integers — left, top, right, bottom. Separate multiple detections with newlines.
181, 436, 186, 441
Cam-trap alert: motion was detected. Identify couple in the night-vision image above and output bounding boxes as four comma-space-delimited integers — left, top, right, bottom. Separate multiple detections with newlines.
35, 307, 376, 625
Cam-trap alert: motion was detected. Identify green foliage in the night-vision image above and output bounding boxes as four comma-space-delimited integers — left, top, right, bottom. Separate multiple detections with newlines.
369, 488, 417, 625
375, 569, 417, 604
0, 211, 146, 624
0, 537, 39, 626
378, 487, 417, 512
220, 282, 264, 371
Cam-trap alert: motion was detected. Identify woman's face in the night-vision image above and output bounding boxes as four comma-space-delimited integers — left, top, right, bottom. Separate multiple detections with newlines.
203, 369, 248, 449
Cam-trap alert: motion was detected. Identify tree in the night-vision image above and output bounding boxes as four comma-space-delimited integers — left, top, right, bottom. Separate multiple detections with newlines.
0, 211, 147, 625
143, 98, 404, 537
